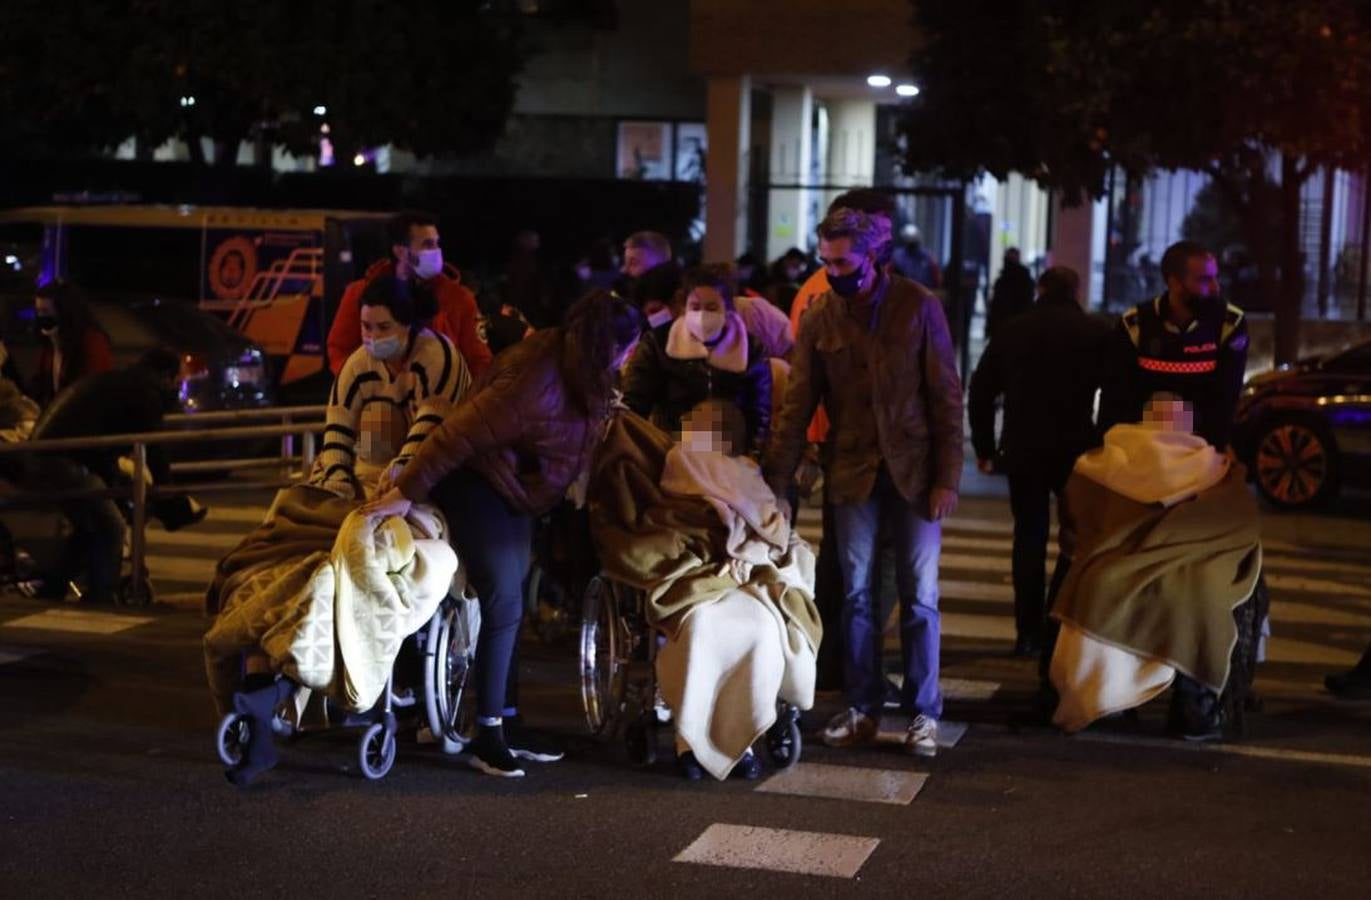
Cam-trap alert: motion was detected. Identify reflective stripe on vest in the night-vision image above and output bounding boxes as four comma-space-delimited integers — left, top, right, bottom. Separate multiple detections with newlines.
1137, 356, 1217, 374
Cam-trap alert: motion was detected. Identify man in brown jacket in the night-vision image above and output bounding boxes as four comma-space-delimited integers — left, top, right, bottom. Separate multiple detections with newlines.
765, 207, 963, 757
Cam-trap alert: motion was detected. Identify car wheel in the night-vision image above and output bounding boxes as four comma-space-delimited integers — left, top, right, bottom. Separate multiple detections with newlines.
1252, 417, 1339, 509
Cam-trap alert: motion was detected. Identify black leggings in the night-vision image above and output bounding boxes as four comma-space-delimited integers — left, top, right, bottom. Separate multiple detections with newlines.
433, 470, 533, 720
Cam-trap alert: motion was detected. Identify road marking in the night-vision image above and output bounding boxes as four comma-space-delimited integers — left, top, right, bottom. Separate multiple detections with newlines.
1074, 731, 1371, 771
941, 611, 1016, 641
144, 555, 219, 582
1265, 573, 1371, 599
939, 579, 1013, 603
939, 552, 1012, 574
1263, 552, 1371, 578
940, 678, 1003, 701
0, 645, 36, 665
1264, 636, 1365, 667
756, 763, 928, 805
1269, 600, 1371, 628
674, 824, 880, 879
145, 529, 247, 551
3, 609, 154, 635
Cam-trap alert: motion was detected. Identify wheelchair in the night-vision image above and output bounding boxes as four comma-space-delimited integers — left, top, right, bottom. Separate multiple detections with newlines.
215, 589, 480, 782
578, 574, 803, 770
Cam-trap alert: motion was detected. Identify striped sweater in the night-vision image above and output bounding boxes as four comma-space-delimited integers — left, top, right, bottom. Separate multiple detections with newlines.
311, 329, 471, 500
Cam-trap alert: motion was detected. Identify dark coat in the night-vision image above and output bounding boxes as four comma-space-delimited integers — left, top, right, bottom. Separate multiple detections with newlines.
969, 295, 1113, 471
986, 261, 1036, 341
620, 319, 773, 454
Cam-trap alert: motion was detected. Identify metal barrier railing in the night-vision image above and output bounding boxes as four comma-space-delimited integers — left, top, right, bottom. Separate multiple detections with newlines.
0, 405, 327, 605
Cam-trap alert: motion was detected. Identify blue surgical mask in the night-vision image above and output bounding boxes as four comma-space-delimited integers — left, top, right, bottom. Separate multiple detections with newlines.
365, 334, 406, 361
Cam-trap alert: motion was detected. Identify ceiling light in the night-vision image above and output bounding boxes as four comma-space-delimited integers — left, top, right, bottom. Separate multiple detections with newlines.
866, 74, 892, 88
313, 105, 327, 116
896, 84, 920, 97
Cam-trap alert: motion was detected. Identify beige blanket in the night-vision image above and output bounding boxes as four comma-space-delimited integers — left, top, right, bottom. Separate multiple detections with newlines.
1050, 425, 1262, 732
646, 444, 819, 780
204, 505, 456, 716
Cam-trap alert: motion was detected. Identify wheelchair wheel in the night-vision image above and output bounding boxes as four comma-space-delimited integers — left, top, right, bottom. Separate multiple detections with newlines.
424, 597, 476, 752
580, 576, 629, 737
765, 705, 802, 770
216, 712, 251, 767
358, 722, 397, 781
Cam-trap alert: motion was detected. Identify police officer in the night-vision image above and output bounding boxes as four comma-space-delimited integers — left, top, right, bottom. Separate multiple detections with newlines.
1099, 239, 1249, 449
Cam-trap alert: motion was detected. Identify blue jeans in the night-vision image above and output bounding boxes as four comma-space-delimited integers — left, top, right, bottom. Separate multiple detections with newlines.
833, 470, 943, 720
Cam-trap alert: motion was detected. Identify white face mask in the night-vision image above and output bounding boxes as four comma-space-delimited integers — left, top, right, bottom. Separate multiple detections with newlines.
412, 248, 443, 280
364, 334, 406, 361
682, 428, 727, 455
647, 308, 674, 329
685, 309, 726, 343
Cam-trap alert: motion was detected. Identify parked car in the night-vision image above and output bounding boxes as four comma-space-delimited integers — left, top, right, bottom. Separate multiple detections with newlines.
1232, 339, 1371, 509
4, 295, 274, 414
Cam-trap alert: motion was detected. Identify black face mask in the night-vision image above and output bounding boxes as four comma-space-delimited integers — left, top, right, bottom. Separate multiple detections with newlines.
829, 263, 868, 299
34, 314, 57, 333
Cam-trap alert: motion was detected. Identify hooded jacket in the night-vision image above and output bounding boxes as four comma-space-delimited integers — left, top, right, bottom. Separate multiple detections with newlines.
327, 258, 492, 379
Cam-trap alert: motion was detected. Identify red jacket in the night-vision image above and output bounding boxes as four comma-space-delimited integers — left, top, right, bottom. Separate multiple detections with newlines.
327, 259, 492, 377
33, 328, 114, 406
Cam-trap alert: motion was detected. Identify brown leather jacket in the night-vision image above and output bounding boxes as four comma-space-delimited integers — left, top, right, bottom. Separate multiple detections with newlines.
395, 328, 611, 516
764, 272, 964, 506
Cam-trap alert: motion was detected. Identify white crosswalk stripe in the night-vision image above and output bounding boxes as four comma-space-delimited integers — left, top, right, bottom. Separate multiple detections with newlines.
756, 763, 928, 805
674, 824, 880, 879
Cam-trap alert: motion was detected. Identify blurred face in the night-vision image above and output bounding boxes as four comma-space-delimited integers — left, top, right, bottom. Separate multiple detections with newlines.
622, 244, 665, 278
681, 405, 738, 456
1143, 396, 1194, 434
1171, 254, 1220, 301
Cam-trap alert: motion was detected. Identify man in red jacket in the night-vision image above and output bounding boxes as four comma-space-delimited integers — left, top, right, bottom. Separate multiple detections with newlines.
327, 210, 492, 377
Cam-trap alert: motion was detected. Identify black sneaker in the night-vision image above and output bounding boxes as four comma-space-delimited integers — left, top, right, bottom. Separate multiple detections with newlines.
503, 715, 565, 763
466, 725, 526, 778
677, 751, 704, 782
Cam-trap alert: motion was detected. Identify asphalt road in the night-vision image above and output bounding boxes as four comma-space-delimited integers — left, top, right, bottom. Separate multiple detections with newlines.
1, 486, 1369, 898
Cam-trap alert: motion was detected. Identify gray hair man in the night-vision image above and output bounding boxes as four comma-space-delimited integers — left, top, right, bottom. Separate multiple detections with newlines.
764, 206, 964, 757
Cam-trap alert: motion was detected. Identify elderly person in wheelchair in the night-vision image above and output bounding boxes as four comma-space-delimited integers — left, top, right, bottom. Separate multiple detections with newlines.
204, 275, 473, 785
1047, 393, 1268, 741
585, 399, 821, 781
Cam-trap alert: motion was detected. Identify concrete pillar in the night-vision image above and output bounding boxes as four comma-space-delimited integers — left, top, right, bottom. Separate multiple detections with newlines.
1049, 194, 1096, 308
703, 74, 752, 262
821, 98, 877, 212
766, 86, 813, 262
